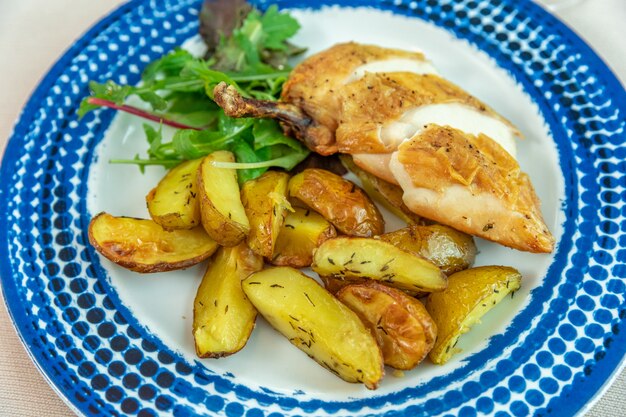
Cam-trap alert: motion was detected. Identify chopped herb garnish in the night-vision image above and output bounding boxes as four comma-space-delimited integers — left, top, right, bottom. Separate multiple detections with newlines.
303, 292, 315, 306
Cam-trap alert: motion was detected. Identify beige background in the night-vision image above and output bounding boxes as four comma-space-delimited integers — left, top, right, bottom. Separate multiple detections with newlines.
0, 1, 625, 416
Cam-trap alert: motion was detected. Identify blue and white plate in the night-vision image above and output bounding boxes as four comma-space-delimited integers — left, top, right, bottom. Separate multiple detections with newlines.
1, 1, 625, 416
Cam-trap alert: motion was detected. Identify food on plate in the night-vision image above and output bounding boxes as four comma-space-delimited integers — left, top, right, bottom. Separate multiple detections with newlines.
88, 212, 218, 272
379, 224, 476, 276
193, 243, 263, 358
311, 236, 447, 293
197, 151, 250, 246
425, 265, 522, 365
241, 170, 291, 257
319, 275, 354, 294
270, 206, 337, 268
280, 42, 517, 156
392, 125, 553, 253
336, 281, 437, 370
82, 1, 551, 388
146, 158, 203, 230
340, 155, 423, 225
320, 273, 422, 298
213, 42, 554, 253
288, 168, 384, 237
80, 4, 310, 183
242, 266, 384, 389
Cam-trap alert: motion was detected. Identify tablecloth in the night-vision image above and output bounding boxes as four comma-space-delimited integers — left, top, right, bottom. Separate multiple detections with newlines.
0, 1, 624, 416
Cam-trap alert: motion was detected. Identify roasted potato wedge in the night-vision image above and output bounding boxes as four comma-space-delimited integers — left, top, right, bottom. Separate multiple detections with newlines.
312, 237, 447, 293
337, 281, 437, 370
88, 212, 218, 273
193, 243, 263, 358
426, 266, 522, 365
242, 267, 384, 389
379, 224, 477, 276
146, 158, 203, 230
197, 151, 250, 246
288, 168, 384, 237
241, 171, 291, 258
340, 155, 423, 225
270, 207, 337, 268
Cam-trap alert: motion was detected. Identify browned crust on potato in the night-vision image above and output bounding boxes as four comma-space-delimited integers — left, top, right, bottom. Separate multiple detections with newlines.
289, 168, 384, 237
337, 281, 437, 370
88, 212, 218, 273
379, 224, 476, 276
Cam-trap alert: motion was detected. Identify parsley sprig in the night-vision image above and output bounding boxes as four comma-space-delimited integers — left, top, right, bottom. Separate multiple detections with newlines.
79, 3, 308, 182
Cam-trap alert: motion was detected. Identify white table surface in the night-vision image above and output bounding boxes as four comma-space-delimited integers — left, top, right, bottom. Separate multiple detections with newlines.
0, 1, 624, 416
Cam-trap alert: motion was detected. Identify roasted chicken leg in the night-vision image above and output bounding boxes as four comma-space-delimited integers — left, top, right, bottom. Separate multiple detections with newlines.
213, 42, 555, 253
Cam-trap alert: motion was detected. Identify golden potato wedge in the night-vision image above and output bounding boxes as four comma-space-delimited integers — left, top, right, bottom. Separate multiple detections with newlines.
88, 212, 218, 273
379, 224, 477, 276
146, 158, 203, 230
270, 207, 337, 268
426, 266, 522, 365
288, 168, 384, 237
193, 243, 263, 358
336, 281, 437, 370
241, 171, 291, 258
312, 237, 447, 293
242, 267, 384, 389
340, 155, 423, 225
197, 151, 250, 246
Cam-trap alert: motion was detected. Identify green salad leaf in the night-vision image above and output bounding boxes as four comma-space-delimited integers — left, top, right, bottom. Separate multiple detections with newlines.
80, 2, 308, 182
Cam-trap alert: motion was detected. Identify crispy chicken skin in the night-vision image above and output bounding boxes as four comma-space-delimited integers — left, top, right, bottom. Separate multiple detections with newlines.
281, 42, 518, 155
281, 42, 430, 153
390, 125, 554, 253
213, 42, 555, 253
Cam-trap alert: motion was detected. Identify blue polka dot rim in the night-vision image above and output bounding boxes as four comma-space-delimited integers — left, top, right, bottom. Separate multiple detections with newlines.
1, 1, 625, 416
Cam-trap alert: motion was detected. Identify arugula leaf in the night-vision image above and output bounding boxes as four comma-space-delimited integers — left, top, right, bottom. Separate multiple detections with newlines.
231, 139, 269, 183
252, 119, 303, 151
91, 80, 133, 104
172, 130, 217, 160
261, 5, 301, 51
180, 60, 239, 99
261, 41, 307, 71
137, 91, 168, 111
142, 48, 197, 81
163, 92, 219, 129
77, 80, 132, 117
211, 145, 309, 171
144, 123, 164, 157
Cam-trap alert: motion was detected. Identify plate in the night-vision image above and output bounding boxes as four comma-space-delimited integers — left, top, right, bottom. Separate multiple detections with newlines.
1, 1, 625, 416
